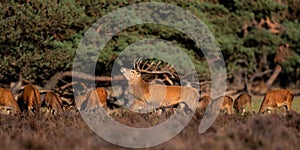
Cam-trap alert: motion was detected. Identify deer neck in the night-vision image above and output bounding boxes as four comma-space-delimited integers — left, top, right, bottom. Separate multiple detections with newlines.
128, 76, 149, 101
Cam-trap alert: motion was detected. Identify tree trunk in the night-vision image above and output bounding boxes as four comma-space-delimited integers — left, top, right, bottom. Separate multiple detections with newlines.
232, 72, 244, 90
266, 65, 282, 88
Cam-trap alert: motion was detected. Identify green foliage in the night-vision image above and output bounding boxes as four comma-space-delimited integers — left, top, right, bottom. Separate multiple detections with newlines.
223, 0, 287, 19
0, 0, 89, 82
244, 29, 282, 54
0, 0, 299, 87
282, 20, 300, 48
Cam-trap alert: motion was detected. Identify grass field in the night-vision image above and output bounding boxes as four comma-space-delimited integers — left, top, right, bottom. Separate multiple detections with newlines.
0, 96, 299, 149
251, 96, 300, 113
0, 107, 300, 150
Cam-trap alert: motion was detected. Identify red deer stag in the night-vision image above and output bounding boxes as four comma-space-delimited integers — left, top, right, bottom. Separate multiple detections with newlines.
0, 87, 21, 114
17, 84, 41, 113
42, 92, 63, 115
259, 89, 294, 113
233, 93, 252, 114
120, 59, 199, 113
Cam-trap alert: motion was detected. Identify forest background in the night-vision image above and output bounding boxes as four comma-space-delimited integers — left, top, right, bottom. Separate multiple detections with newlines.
0, 0, 299, 95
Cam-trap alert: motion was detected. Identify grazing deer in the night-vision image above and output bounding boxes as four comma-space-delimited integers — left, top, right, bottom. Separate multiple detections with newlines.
120, 59, 199, 113
75, 94, 86, 110
42, 92, 63, 115
0, 87, 20, 114
76, 87, 108, 111
233, 93, 252, 114
211, 95, 233, 115
259, 89, 294, 113
198, 95, 212, 111
17, 84, 41, 113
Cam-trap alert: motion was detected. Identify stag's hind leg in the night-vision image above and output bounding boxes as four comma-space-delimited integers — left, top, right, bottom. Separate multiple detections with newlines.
286, 102, 292, 112
241, 108, 246, 115
259, 104, 267, 114
228, 105, 233, 115
287, 93, 294, 112
27, 106, 35, 115
223, 105, 233, 115
248, 103, 253, 113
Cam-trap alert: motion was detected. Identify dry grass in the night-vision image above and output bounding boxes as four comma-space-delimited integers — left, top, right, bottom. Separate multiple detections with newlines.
0, 108, 299, 150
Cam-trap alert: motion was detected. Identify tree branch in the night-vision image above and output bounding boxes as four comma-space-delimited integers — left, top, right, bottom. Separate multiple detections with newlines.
250, 69, 273, 83
43, 71, 124, 90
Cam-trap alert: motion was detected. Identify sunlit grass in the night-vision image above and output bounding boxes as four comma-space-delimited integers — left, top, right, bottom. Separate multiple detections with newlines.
251, 96, 300, 113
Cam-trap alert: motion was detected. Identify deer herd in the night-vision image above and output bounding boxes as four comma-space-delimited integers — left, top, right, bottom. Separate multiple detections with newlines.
0, 59, 296, 117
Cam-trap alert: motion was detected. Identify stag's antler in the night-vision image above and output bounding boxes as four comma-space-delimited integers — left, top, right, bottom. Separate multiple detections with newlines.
133, 58, 177, 78
132, 58, 179, 85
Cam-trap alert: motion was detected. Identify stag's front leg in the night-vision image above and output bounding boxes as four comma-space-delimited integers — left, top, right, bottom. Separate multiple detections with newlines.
130, 99, 146, 112
174, 101, 192, 115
